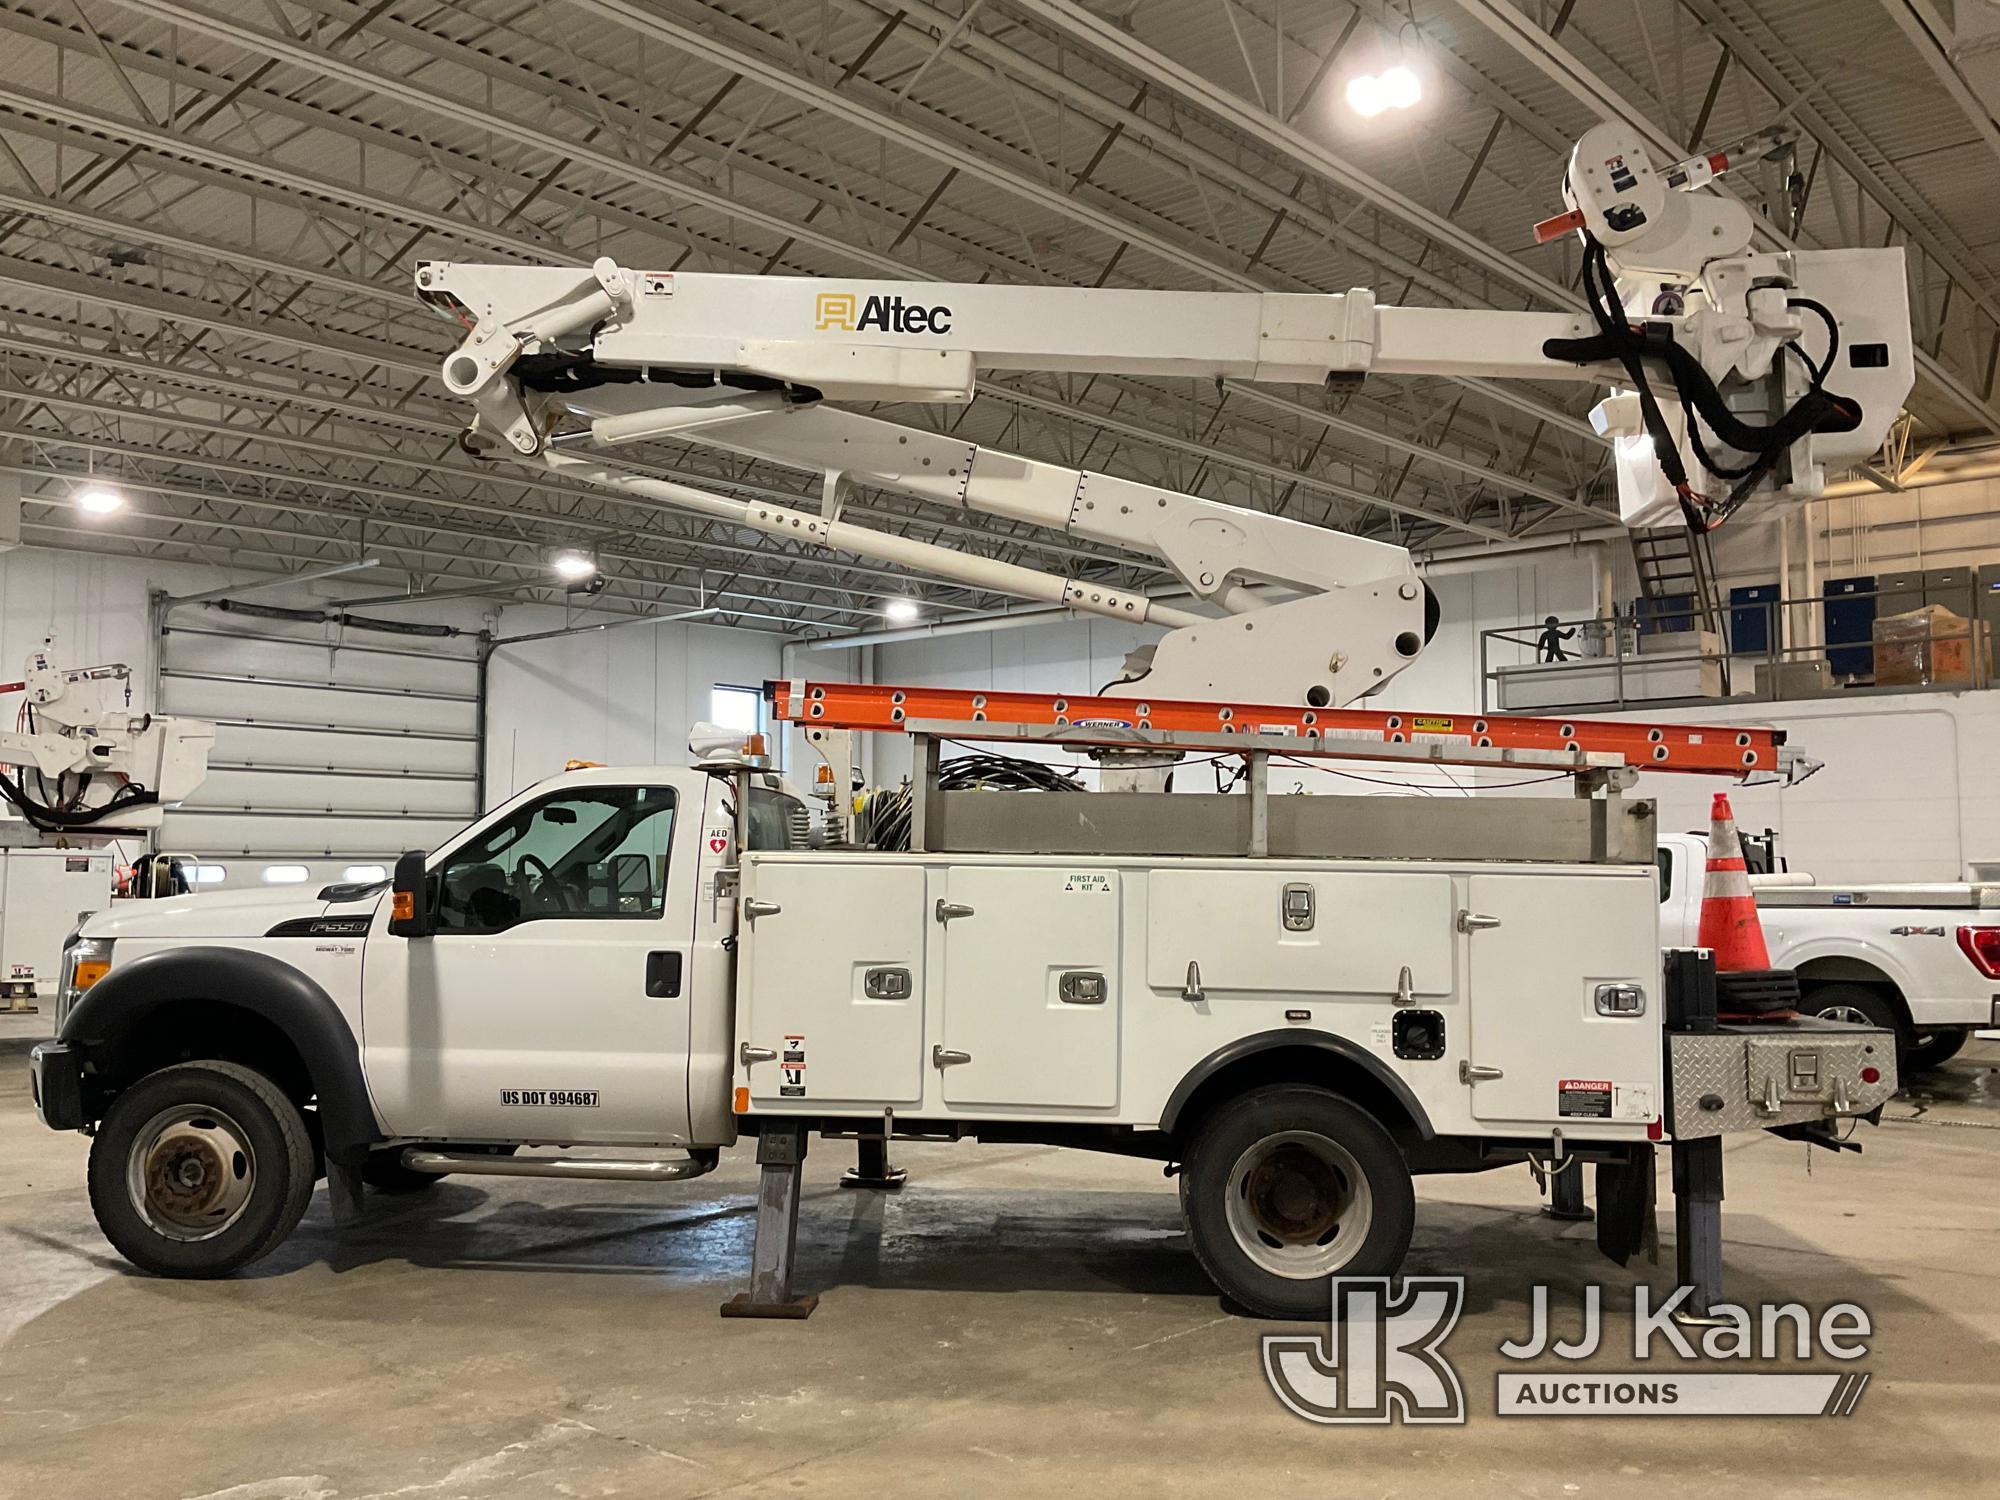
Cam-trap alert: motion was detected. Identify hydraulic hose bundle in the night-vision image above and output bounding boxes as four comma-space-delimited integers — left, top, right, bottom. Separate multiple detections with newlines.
858, 751, 1083, 852
1542, 238, 1862, 532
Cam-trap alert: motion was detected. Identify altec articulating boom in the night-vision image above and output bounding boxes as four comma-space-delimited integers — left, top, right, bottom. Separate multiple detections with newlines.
419, 121, 1912, 724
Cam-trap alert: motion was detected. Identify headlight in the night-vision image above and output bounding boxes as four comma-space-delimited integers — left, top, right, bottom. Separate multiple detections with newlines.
56, 935, 113, 1031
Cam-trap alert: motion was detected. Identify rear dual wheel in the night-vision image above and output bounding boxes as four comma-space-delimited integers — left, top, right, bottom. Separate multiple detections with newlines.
1180, 1086, 1414, 1320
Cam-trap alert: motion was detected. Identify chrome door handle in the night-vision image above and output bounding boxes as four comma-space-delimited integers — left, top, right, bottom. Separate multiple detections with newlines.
740, 1043, 777, 1066
742, 898, 781, 921
1181, 960, 1206, 1004
1459, 1061, 1503, 1084
935, 900, 975, 922
1394, 965, 1414, 1005
933, 1045, 972, 1068
1456, 910, 1502, 933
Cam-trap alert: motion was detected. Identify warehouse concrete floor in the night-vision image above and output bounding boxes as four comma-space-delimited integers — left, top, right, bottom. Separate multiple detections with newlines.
4, 1036, 1999, 1499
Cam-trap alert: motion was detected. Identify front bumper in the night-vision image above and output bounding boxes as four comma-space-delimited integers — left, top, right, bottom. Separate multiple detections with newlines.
28, 1041, 84, 1131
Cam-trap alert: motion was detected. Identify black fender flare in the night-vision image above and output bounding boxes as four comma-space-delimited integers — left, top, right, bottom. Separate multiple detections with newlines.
61, 945, 382, 1160
1158, 1028, 1435, 1140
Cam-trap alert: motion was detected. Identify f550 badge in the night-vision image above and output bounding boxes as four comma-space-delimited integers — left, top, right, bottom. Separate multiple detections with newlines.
499, 1089, 600, 1108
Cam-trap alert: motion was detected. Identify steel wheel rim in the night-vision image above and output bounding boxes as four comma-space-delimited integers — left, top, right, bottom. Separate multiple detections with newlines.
126, 1103, 257, 1241
1817, 1004, 1873, 1026
1223, 1130, 1373, 1279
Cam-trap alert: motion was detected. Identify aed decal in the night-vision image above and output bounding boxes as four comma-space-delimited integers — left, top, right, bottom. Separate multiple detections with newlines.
815, 291, 954, 335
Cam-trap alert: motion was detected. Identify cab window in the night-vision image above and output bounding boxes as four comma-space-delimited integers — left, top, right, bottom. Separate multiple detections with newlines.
433, 785, 676, 934
1656, 846, 1674, 903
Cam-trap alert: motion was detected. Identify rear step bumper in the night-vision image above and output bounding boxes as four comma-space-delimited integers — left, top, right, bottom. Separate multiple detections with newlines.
401, 1148, 719, 1182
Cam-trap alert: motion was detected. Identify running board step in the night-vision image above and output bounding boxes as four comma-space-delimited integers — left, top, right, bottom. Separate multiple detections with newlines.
400, 1148, 719, 1182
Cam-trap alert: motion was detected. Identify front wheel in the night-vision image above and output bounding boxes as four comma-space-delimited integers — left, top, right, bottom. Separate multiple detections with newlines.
87, 1060, 316, 1278
1179, 1085, 1415, 1319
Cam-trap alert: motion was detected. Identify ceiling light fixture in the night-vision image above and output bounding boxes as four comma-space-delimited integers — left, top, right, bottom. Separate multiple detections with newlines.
1346, 62, 1423, 118
883, 597, 921, 625
551, 550, 597, 581
75, 486, 125, 516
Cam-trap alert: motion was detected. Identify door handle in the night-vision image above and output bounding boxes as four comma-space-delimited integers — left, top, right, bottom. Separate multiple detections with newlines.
646, 950, 682, 998
1456, 910, 1502, 932
1394, 965, 1414, 1005
740, 1043, 777, 1066
1181, 960, 1206, 1004
935, 899, 975, 922
742, 898, 781, 921
1459, 1061, 1504, 1084
933, 1045, 972, 1068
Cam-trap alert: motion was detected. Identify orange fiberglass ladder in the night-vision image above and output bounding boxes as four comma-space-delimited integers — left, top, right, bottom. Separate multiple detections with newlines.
768, 680, 1793, 781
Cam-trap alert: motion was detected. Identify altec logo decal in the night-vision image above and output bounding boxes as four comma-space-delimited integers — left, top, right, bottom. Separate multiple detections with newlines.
815, 290, 954, 334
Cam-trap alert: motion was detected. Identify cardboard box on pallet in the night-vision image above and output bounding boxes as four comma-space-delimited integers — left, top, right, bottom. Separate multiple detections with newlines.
1872, 604, 1993, 686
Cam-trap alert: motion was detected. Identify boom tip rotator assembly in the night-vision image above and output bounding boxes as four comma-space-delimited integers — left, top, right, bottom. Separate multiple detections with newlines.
418, 121, 1911, 712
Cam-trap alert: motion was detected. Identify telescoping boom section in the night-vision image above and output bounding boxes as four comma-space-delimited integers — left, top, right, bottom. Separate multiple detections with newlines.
768, 679, 1792, 779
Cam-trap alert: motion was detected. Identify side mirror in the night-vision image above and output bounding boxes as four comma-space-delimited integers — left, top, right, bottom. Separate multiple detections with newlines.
388, 849, 436, 938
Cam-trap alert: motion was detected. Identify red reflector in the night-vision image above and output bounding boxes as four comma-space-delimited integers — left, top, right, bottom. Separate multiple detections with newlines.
1861, 1066, 1881, 1084
1647, 1116, 1664, 1142
1958, 926, 2000, 979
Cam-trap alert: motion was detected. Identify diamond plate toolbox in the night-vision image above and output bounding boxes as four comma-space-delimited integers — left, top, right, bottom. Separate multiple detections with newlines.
1666, 1020, 1898, 1138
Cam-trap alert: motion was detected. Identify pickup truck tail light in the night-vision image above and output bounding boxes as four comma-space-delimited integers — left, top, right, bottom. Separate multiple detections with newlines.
1956, 925, 2000, 979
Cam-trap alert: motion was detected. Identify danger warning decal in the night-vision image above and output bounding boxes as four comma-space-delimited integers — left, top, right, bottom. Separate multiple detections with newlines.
780, 1034, 806, 1098
1557, 1079, 1613, 1119
1411, 715, 1455, 733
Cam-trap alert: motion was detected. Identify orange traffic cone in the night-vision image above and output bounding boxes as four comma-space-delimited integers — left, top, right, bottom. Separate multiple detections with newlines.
1699, 792, 1772, 971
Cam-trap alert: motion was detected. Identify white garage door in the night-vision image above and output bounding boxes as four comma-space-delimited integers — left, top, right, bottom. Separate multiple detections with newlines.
158, 605, 484, 891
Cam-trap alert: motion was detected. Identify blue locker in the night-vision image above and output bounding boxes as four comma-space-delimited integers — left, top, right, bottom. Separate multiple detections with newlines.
1823, 575, 1877, 678
1729, 583, 1780, 655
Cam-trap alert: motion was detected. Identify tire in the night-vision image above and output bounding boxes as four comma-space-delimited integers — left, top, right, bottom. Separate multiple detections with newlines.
1903, 1028, 1970, 1075
1805, 983, 1931, 1075
87, 1060, 316, 1279
1179, 1085, 1415, 1320
361, 1148, 441, 1194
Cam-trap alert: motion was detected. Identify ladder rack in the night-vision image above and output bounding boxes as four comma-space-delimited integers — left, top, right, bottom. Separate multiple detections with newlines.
769, 680, 1792, 779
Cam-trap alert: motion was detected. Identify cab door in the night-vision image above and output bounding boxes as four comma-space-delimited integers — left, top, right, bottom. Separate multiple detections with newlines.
361, 780, 696, 1144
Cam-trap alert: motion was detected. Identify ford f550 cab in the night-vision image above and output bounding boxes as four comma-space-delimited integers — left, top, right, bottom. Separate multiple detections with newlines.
30, 755, 1896, 1318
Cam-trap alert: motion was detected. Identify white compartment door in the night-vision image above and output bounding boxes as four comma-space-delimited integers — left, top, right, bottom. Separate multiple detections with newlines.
738, 861, 928, 1106
1464, 872, 1662, 1128
940, 866, 1121, 1109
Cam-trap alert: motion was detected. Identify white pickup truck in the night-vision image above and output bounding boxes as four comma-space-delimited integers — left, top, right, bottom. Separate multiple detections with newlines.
1656, 832, 2000, 1073
29, 760, 1896, 1317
